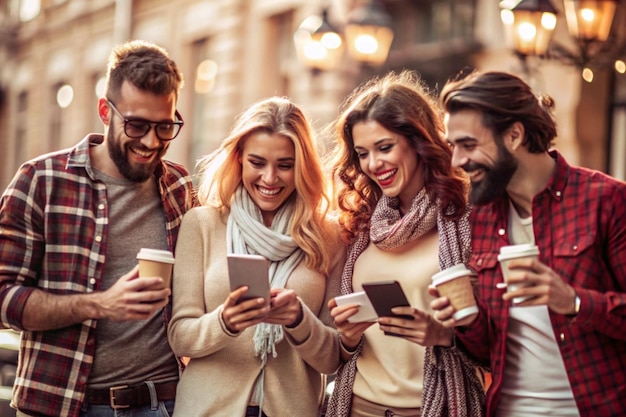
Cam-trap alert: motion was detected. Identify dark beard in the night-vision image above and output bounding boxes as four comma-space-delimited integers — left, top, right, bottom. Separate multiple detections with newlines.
466, 143, 517, 206
107, 126, 162, 182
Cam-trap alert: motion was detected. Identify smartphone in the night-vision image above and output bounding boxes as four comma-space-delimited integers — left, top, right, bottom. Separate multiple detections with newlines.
361, 280, 414, 322
334, 291, 378, 323
227, 254, 271, 302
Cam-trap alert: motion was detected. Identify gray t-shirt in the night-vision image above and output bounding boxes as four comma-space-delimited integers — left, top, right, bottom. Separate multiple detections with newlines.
88, 169, 179, 387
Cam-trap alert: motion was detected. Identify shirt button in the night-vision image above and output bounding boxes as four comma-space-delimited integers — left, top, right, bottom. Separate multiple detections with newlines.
573, 245, 578, 251
559, 333, 565, 341
95, 235, 102, 242
98, 203, 105, 210
477, 258, 483, 266
498, 228, 506, 236
556, 191, 562, 197
89, 277, 96, 285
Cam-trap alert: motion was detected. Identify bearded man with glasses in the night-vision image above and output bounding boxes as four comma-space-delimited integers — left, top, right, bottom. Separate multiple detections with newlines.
0, 40, 196, 417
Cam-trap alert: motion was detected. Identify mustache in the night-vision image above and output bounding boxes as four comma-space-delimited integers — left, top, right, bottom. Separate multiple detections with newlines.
461, 162, 487, 173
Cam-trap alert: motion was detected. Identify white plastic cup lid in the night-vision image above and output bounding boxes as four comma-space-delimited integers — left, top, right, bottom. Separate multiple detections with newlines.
497, 244, 539, 262
136, 248, 175, 264
432, 263, 476, 285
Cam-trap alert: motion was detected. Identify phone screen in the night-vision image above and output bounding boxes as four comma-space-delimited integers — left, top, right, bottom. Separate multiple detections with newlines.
227, 254, 270, 302
361, 280, 413, 321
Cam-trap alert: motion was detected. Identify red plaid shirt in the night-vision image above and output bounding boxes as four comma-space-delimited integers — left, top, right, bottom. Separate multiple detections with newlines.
456, 151, 626, 417
0, 134, 195, 417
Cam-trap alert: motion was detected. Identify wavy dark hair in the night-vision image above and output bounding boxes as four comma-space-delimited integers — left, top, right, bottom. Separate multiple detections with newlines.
329, 70, 468, 244
440, 70, 557, 153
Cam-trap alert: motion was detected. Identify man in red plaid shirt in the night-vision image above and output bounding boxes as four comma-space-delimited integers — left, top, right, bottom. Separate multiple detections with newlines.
431, 71, 626, 417
0, 40, 195, 417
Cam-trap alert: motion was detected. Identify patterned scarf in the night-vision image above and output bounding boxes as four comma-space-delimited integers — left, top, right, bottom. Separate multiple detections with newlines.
326, 188, 485, 417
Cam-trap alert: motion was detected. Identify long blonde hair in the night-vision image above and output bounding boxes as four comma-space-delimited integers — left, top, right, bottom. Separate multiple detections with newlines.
196, 97, 333, 273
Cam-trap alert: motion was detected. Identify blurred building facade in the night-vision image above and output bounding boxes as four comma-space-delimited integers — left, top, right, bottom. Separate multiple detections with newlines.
0, 0, 624, 190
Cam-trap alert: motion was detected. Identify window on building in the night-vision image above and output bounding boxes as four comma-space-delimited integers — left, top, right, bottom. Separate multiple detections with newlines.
50, 81, 64, 152
15, 90, 28, 164
266, 10, 294, 95
384, 0, 480, 88
92, 73, 106, 133
18, 0, 40, 21
189, 37, 215, 170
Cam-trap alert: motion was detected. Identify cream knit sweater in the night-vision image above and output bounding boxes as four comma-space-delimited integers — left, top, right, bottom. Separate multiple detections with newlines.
168, 206, 344, 417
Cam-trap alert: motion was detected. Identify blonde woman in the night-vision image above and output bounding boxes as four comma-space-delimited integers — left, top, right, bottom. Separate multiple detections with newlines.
167, 97, 344, 417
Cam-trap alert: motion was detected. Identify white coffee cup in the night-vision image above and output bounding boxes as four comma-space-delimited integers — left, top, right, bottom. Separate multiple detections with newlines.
432, 263, 479, 326
497, 244, 540, 305
136, 248, 175, 289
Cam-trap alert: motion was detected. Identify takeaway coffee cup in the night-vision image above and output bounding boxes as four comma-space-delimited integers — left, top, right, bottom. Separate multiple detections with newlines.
432, 263, 479, 326
136, 248, 175, 290
497, 244, 540, 305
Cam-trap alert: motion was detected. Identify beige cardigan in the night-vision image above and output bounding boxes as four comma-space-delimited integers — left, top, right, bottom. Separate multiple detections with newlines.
168, 206, 344, 417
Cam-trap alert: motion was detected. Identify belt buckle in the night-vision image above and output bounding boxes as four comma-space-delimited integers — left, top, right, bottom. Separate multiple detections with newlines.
109, 385, 130, 409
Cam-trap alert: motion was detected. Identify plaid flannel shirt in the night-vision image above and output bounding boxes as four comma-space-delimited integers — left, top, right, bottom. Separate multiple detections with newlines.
456, 150, 626, 417
0, 134, 196, 417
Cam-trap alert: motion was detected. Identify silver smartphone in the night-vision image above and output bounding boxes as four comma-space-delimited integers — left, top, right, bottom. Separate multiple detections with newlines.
227, 254, 271, 302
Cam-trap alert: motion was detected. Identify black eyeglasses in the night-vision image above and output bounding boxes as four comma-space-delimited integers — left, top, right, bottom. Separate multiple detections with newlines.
106, 98, 184, 141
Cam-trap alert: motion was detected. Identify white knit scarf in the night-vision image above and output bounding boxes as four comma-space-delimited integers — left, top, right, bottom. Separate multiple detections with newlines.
325, 188, 485, 417
227, 186, 304, 366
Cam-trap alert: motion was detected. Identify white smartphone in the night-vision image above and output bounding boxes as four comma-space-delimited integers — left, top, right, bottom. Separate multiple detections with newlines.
334, 291, 378, 323
227, 254, 271, 302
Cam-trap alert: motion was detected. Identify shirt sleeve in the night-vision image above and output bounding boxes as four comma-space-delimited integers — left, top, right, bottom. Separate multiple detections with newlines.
574, 182, 626, 340
0, 163, 43, 329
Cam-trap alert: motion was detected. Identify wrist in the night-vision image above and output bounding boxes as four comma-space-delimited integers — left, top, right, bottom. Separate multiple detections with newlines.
571, 291, 581, 316
437, 326, 455, 347
339, 333, 359, 353
286, 301, 304, 328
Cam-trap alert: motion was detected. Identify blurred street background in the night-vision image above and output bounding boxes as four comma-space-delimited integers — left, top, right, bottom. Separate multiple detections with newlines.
0, 0, 625, 190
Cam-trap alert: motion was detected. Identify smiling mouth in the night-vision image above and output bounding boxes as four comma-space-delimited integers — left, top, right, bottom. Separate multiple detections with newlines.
257, 185, 281, 196
466, 169, 485, 182
129, 146, 156, 160
376, 169, 397, 186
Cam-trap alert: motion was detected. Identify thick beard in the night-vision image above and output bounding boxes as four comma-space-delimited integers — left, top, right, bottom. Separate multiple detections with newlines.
468, 142, 517, 206
107, 126, 161, 182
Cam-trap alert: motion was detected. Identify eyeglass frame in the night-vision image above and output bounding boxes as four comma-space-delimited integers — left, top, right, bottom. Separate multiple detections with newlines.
105, 98, 184, 141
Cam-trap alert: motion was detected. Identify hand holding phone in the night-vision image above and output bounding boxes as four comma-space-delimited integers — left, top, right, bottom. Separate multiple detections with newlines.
362, 280, 414, 336
227, 254, 271, 302
334, 291, 377, 323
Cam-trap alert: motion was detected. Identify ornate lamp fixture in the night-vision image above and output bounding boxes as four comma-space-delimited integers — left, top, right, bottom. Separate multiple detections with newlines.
500, 0, 626, 82
293, 9, 344, 72
344, 0, 394, 66
293, 0, 394, 72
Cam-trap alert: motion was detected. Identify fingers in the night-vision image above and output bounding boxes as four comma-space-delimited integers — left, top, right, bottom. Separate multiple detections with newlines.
264, 290, 302, 326
222, 287, 270, 332
330, 303, 361, 326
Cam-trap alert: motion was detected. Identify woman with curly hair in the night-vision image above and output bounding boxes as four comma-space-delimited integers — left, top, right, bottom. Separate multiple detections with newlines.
326, 71, 485, 417
168, 96, 344, 417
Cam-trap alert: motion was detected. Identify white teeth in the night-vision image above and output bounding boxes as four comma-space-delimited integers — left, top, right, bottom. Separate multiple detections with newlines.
258, 187, 280, 196
377, 170, 396, 182
131, 147, 153, 158
468, 169, 484, 181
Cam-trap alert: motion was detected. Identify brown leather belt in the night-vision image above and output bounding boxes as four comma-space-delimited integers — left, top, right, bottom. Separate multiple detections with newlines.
85, 382, 177, 409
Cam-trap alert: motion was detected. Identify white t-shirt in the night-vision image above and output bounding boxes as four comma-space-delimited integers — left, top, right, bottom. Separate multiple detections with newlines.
496, 201, 579, 416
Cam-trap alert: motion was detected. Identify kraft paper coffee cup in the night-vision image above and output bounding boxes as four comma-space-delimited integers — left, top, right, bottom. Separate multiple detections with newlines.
432, 263, 479, 326
136, 248, 175, 289
497, 244, 540, 305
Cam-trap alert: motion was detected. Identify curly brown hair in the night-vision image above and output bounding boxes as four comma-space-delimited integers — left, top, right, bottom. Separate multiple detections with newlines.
329, 70, 468, 244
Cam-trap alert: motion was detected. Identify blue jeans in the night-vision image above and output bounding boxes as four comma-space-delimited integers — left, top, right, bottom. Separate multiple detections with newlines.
78, 400, 174, 417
